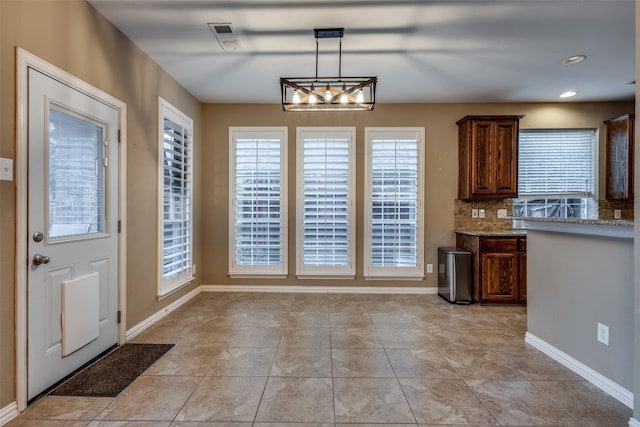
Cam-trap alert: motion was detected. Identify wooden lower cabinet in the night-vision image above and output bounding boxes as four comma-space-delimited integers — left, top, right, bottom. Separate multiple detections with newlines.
456, 233, 526, 303
481, 252, 518, 301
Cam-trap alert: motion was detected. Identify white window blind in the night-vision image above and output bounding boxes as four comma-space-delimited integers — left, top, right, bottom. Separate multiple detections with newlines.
229, 128, 287, 277
296, 128, 355, 278
518, 129, 596, 197
365, 128, 424, 279
158, 98, 193, 297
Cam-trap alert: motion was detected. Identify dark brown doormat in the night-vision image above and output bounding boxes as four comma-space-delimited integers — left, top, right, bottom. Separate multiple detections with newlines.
50, 343, 174, 397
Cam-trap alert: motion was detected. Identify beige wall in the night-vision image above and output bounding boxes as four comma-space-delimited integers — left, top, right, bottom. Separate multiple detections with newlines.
0, 0, 635, 414
201, 102, 633, 289
0, 0, 202, 408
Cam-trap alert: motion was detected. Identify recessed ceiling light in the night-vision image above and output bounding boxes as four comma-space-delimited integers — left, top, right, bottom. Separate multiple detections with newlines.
560, 91, 577, 98
562, 55, 587, 65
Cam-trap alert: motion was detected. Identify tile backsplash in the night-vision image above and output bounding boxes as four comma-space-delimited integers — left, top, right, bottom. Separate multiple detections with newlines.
454, 199, 514, 231
598, 199, 634, 220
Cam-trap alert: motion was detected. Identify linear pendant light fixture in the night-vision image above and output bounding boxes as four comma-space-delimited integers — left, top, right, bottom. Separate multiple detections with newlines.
280, 28, 377, 111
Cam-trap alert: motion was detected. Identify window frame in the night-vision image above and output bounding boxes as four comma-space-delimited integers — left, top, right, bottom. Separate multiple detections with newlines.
364, 127, 425, 280
296, 127, 356, 279
518, 128, 598, 198
516, 128, 598, 219
157, 97, 194, 298
228, 127, 288, 278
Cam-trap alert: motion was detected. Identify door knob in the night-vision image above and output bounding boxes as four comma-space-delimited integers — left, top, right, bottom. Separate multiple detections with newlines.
32, 254, 50, 266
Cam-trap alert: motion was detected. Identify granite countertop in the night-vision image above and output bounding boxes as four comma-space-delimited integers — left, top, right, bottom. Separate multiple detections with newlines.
513, 216, 633, 227
516, 216, 633, 239
455, 229, 527, 236
455, 218, 634, 238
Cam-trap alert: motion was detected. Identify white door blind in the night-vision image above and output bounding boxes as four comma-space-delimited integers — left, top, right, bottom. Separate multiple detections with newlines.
162, 117, 192, 281
518, 130, 595, 196
233, 137, 282, 267
370, 138, 419, 267
297, 129, 355, 277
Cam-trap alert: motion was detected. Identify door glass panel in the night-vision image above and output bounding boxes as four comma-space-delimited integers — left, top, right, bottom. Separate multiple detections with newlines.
48, 106, 106, 238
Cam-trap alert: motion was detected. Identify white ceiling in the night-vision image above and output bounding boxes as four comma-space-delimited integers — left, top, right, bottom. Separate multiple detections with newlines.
88, 0, 636, 104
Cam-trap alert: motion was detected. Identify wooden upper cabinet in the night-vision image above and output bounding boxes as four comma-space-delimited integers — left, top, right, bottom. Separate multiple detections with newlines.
605, 114, 634, 200
457, 115, 523, 200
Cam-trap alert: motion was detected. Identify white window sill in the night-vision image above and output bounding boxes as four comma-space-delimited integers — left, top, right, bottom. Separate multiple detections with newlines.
228, 273, 288, 279
364, 275, 425, 281
296, 274, 355, 280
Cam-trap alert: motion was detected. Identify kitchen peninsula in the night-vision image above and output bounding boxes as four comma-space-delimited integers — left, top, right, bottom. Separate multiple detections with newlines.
523, 217, 634, 408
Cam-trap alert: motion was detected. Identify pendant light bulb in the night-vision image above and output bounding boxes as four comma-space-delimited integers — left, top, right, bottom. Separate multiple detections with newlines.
324, 84, 332, 100
356, 89, 364, 103
309, 84, 317, 104
340, 84, 348, 103
293, 90, 301, 104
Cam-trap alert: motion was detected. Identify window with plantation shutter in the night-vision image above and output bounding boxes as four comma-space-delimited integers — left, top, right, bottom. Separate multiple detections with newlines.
296, 127, 355, 278
364, 128, 424, 279
515, 129, 597, 219
158, 98, 193, 297
229, 127, 287, 277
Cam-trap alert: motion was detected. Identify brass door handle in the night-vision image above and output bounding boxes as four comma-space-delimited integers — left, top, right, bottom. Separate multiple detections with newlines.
32, 254, 50, 266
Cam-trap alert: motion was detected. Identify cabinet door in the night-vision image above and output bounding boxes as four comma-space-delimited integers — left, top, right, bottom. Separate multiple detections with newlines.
470, 121, 495, 196
494, 120, 518, 197
519, 252, 527, 302
481, 252, 518, 302
606, 116, 634, 199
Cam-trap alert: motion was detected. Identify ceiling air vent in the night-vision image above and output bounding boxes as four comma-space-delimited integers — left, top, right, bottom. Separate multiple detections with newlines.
208, 22, 242, 50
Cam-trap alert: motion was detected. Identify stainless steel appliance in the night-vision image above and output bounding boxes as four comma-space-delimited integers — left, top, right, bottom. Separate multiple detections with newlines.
438, 247, 473, 304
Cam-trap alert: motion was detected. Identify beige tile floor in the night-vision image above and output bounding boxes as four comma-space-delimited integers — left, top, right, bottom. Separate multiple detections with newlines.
8, 292, 632, 426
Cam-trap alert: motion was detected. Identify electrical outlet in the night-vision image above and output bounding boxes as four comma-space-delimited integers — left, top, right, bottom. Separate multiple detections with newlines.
497, 209, 507, 219
614, 209, 622, 219
478, 209, 485, 219
0, 158, 13, 181
192, 264, 197, 275
426, 263, 433, 273
597, 322, 609, 346
471, 209, 478, 218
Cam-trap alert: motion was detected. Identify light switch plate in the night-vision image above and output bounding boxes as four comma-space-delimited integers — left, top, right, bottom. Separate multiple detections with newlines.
471, 209, 478, 218
0, 158, 13, 181
478, 209, 485, 219
497, 209, 507, 219
426, 263, 433, 273
614, 209, 622, 219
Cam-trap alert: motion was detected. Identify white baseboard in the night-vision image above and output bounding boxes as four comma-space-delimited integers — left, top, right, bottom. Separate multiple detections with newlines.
125, 287, 201, 341
525, 332, 634, 409
0, 402, 18, 426
628, 417, 640, 427
201, 284, 438, 294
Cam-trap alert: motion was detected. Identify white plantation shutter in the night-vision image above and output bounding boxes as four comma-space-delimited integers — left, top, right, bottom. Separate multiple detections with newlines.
158, 98, 193, 296
296, 128, 355, 278
518, 130, 596, 197
365, 128, 424, 279
229, 128, 287, 277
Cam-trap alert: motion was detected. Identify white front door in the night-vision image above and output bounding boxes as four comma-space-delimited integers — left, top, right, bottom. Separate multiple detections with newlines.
27, 68, 119, 400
